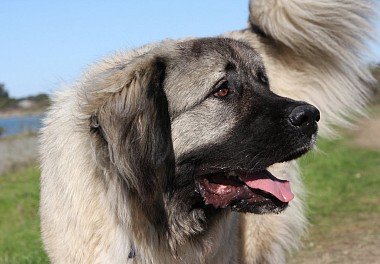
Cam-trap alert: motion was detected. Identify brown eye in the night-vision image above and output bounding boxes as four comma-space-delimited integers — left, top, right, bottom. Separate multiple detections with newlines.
214, 87, 230, 98
212, 80, 234, 99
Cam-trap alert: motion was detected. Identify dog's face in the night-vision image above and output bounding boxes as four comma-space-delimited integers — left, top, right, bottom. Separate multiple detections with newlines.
164, 38, 319, 215
90, 37, 319, 237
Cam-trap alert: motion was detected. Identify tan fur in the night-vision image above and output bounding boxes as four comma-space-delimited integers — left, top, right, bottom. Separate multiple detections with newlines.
40, 0, 375, 263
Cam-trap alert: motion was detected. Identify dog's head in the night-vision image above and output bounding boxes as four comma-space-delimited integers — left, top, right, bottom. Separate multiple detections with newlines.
88, 37, 319, 238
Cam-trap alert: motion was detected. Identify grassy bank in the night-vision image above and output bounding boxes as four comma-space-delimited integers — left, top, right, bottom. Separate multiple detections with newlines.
0, 135, 379, 263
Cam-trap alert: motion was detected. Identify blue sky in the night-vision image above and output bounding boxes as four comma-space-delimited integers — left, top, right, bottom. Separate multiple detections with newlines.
0, 1, 379, 98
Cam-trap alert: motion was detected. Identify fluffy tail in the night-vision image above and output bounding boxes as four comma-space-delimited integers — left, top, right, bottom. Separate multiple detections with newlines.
249, 0, 375, 59
249, 0, 377, 136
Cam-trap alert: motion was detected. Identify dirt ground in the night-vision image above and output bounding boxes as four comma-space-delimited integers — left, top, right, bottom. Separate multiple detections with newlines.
352, 117, 380, 151
0, 134, 38, 174
290, 213, 380, 264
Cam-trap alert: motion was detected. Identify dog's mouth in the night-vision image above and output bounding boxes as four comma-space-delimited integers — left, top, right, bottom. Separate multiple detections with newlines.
194, 147, 311, 214
195, 169, 292, 214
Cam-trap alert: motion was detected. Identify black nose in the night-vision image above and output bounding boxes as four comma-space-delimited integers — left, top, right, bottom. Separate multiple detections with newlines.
289, 104, 320, 136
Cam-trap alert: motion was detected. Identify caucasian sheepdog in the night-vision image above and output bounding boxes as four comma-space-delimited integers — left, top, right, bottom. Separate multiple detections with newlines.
40, 0, 375, 263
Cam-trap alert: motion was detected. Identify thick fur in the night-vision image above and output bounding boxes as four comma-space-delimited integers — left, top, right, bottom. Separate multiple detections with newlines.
40, 1, 375, 263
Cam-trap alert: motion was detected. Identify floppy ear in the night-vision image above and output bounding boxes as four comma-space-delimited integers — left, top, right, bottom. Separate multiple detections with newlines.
90, 55, 175, 202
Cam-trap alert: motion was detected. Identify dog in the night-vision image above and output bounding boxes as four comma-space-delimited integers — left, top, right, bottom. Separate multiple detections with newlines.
39, 0, 374, 263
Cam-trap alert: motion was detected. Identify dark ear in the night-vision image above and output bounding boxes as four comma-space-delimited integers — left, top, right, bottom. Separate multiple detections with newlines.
91, 56, 174, 202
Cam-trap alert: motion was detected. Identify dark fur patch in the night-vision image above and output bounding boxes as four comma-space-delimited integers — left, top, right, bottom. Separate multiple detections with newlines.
225, 62, 236, 72
146, 57, 174, 169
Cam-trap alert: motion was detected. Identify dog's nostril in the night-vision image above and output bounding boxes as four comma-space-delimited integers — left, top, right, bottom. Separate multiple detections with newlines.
315, 112, 321, 122
289, 105, 320, 135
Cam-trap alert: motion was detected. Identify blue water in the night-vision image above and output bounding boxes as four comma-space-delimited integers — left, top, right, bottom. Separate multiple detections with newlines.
0, 115, 43, 137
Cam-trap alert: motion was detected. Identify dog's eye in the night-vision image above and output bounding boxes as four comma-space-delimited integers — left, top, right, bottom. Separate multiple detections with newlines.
213, 80, 234, 99
257, 71, 268, 85
214, 87, 230, 98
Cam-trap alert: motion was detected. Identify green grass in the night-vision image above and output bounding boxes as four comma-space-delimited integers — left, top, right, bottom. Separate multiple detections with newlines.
0, 166, 48, 264
0, 136, 379, 263
300, 137, 380, 230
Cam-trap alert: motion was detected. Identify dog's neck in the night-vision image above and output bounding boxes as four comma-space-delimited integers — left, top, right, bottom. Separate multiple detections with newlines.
126, 196, 236, 262
102, 167, 235, 261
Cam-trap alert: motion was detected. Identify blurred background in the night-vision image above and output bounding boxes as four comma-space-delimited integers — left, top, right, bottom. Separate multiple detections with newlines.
0, 1, 379, 263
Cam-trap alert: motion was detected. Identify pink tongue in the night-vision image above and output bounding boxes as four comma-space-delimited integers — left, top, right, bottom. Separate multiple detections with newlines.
240, 171, 294, 203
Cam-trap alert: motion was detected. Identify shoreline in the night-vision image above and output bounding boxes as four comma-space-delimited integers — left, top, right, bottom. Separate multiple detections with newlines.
0, 110, 46, 118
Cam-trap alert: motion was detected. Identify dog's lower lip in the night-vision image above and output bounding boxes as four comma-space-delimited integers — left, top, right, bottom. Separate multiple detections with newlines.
279, 146, 311, 163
